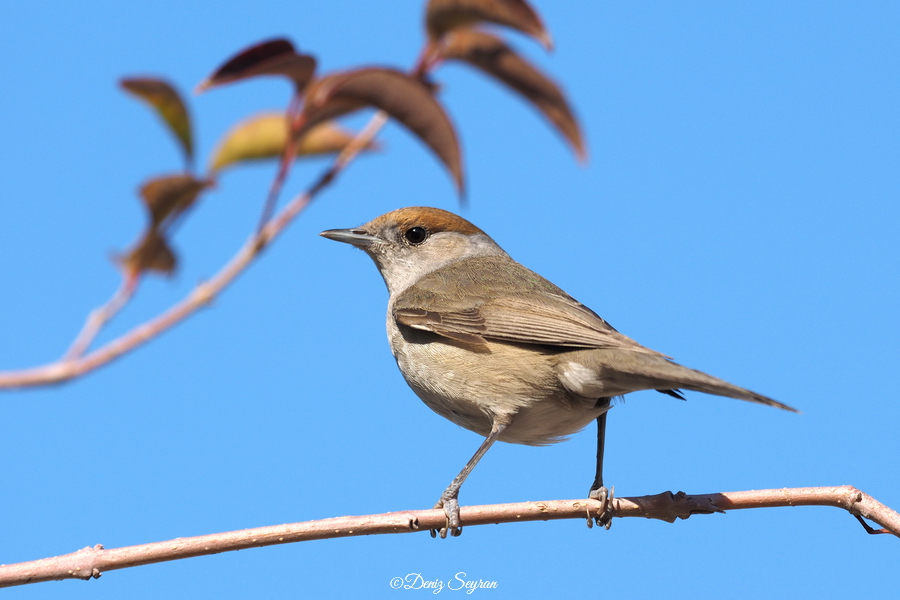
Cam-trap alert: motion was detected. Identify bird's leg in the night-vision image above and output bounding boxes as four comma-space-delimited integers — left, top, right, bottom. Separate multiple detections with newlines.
431, 418, 509, 539
588, 402, 613, 529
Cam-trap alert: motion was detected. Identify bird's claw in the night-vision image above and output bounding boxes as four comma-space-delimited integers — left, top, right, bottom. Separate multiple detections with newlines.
430, 494, 462, 538
587, 485, 613, 530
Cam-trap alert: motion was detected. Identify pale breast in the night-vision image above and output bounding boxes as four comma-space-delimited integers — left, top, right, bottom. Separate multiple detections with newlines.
386, 312, 608, 445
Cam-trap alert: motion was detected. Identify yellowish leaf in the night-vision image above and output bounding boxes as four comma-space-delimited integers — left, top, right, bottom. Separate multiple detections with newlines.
120, 77, 194, 165
209, 113, 379, 172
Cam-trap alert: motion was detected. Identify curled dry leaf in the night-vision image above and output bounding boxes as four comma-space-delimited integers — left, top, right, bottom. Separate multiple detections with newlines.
120, 77, 194, 164
118, 174, 212, 277
139, 174, 212, 228
425, 0, 552, 50
209, 113, 380, 172
197, 38, 317, 92
302, 68, 463, 192
439, 29, 585, 160
119, 230, 177, 276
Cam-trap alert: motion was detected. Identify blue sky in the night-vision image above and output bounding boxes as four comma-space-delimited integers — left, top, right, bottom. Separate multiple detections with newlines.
1, 1, 898, 597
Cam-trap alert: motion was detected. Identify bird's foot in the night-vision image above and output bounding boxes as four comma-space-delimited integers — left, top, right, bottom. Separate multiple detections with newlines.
587, 485, 614, 530
430, 492, 462, 538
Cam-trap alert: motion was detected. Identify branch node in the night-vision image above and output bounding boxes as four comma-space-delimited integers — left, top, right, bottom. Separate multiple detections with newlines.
190, 283, 215, 306
252, 233, 270, 254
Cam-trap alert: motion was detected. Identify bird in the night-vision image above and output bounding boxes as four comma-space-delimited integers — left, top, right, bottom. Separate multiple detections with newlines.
320, 206, 797, 537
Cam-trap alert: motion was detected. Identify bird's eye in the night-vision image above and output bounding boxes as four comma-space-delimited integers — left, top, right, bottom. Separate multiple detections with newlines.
404, 226, 429, 245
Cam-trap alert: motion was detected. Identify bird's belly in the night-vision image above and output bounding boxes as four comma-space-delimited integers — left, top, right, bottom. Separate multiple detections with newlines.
390, 327, 607, 445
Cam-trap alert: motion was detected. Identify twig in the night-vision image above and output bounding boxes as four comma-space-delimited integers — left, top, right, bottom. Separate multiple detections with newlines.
256, 92, 307, 233
0, 485, 894, 588
62, 273, 139, 360
0, 110, 388, 391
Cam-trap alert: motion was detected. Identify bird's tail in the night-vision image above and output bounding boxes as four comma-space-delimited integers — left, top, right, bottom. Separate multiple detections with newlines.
606, 351, 798, 412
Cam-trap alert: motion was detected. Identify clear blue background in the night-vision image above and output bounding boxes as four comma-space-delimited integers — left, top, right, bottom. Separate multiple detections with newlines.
1, 1, 897, 598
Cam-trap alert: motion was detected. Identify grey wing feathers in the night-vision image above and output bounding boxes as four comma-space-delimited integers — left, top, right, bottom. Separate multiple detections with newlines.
393, 307, 488, 345
473, 296, 664, 354
392, 258, 665, 355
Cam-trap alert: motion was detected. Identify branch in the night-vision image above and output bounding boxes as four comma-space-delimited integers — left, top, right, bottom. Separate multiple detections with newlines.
1, 485, 894, 588
0, 111, 388, 391
62, 273, 138, 360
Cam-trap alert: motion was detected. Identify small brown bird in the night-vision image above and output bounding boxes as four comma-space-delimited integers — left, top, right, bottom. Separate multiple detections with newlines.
321, 207, 796, 537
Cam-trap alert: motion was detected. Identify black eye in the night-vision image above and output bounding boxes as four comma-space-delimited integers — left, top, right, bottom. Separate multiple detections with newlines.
404, 226, 429, 245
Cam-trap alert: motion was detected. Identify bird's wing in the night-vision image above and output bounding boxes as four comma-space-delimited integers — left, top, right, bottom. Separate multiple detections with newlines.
392, 260, 666, 355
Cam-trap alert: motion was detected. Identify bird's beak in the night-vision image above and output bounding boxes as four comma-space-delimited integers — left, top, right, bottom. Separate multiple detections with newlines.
320, 228, 382, 249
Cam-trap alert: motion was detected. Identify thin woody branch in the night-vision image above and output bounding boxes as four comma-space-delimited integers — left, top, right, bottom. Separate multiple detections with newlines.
0, 111, 388, 391
1, 485, 895, 588
62, 274, 138, 361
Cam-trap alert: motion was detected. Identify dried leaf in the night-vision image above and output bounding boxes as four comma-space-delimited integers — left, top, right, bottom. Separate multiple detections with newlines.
197, 38, 316, 92
440, 29, 585, 160
119, 230, 177, 276
426, 0, 551, 50
302, 68, 463, 192
120, 77, 194, 164
209, 112, 380, 172
139, 174, 211, 228
119, 175, 211, 277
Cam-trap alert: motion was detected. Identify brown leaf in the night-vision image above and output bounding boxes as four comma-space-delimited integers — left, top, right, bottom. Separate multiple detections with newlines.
425, 0, 551, 50
439, 29, 585, 160
139, 174, 211, 228
295, 87, 367, 130
120, 77, 194, 164
302, 68, 463, 192
197, 38, 317, 92
209, 112, 380, 172
119, 175, 211, 277
295, 121, 383, 156
119, 230, 177, 276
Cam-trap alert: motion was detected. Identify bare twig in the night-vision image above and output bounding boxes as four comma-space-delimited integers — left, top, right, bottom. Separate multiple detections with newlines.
256, 92, 307, 233
0, 111, 388, 391
0, 485, 895, 588
62, 273, 139, 360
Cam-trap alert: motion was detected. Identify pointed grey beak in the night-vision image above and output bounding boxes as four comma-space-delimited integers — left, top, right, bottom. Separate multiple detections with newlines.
320, 228, 382, 248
